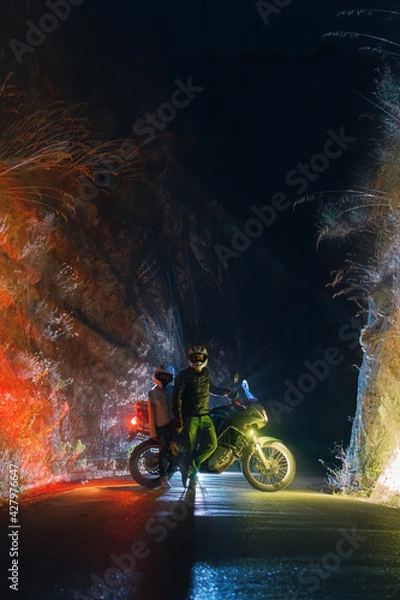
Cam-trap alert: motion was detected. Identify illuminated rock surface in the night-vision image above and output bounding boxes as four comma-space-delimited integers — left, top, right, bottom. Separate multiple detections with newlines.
0, 82, 238, 495
320, 67, 400, 503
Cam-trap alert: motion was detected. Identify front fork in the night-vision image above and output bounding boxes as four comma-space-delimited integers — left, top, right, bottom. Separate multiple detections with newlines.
248, 430, 270, 470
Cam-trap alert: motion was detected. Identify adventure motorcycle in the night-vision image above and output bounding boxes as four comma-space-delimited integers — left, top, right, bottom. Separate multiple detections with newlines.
127, 379, 296, 492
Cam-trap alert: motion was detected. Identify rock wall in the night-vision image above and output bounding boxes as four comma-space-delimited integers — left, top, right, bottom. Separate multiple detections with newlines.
0, 82, 239, 495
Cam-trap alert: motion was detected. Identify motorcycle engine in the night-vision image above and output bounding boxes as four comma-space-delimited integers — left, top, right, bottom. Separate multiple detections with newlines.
207, 446, 235, 474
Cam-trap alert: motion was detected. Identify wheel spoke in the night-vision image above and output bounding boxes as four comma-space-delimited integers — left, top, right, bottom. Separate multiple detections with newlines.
242, 441, 296, 491
250, 445, 290, 486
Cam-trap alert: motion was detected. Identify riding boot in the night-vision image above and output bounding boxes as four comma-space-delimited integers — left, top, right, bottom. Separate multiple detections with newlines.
180, 465, 188, 487
188, 472, 198, 490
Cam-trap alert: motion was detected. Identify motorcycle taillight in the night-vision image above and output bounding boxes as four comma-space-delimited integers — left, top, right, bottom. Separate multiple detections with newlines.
130, 416, 138, 427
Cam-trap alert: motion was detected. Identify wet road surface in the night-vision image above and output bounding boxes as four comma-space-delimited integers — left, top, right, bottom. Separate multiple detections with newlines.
1, 469, 399, 600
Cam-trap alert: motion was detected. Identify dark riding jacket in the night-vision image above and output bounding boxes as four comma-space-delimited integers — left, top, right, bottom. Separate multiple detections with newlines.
172, 366, 230, 425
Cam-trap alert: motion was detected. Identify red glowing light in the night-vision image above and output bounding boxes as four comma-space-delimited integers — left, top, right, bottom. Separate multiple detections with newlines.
130, 416, 137, 427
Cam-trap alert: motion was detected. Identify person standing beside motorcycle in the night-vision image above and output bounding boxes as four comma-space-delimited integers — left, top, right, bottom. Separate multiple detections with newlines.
148, 365, 174, 489
172, 346, 232, 490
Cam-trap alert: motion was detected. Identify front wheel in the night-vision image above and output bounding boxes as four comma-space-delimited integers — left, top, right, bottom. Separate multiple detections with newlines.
129, 440, 160, 488
242, 441, 296, 492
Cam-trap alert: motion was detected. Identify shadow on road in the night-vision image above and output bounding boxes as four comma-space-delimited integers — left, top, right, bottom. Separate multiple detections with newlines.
0, 477, 198, 600
65, 483, 197, 600
135, 487, 196, 600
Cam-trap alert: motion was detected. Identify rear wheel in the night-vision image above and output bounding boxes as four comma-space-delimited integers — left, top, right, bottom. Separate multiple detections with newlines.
242, 441, 296, 491
129, 440, 160, 488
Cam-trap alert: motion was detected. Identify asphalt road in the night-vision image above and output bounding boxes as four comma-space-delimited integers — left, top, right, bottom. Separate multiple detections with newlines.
1, 469, 399, 600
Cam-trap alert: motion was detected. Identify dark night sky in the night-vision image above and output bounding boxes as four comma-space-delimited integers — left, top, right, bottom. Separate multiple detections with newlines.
0, 0, 394, 458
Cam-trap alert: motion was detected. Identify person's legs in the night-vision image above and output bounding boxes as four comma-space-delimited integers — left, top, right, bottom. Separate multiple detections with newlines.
156, 424, 171, 486
181, 417, 200, 486
189, 416, 217, 487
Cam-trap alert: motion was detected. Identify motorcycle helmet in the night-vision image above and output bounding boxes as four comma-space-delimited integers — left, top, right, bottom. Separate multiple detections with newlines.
154, 365, 174, 388
188, 345, 208, 371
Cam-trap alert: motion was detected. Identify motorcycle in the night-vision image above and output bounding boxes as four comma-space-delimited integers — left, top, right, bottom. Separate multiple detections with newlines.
127, 377, 296, 492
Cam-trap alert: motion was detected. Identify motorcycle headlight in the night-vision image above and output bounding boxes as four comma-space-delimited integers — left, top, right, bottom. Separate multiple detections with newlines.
262, 409, 268, 423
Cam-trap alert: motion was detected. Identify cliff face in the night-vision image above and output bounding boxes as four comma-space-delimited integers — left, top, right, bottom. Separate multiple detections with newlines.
348, 301, 400, 502
0, 82, 239, 494
320, 68, 400, 504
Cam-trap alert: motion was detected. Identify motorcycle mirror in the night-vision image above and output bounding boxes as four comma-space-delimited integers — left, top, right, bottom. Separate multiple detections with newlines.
233, 372, 239, 384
